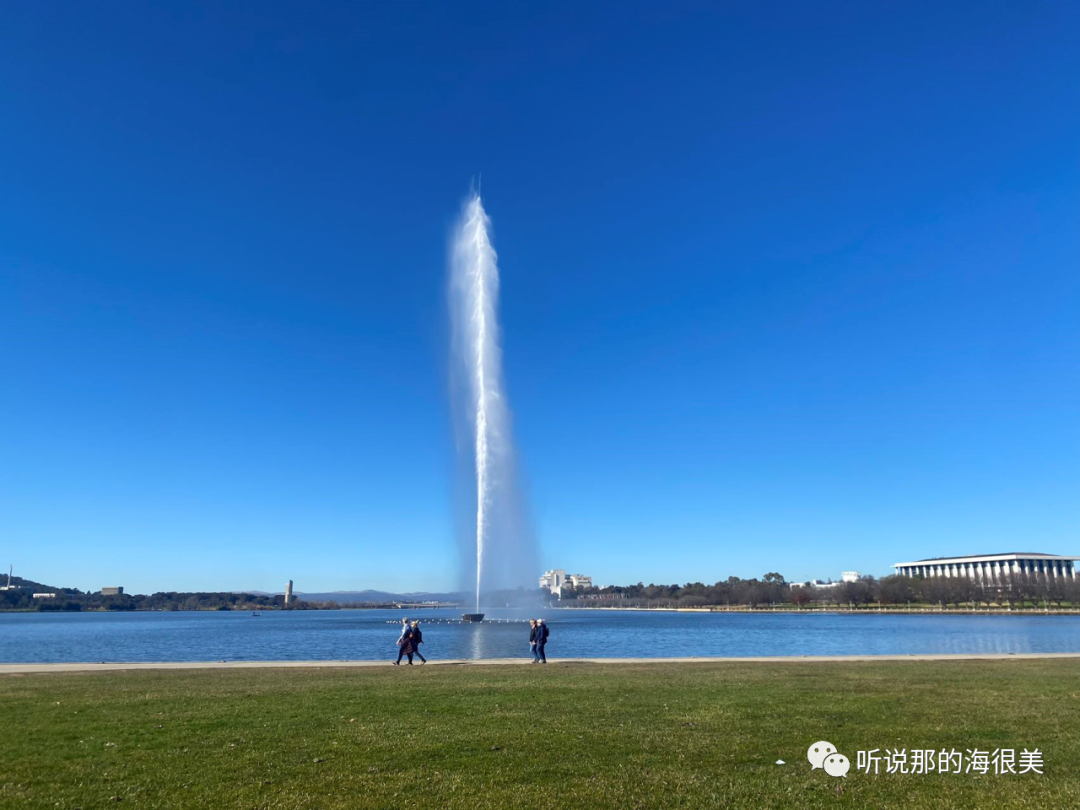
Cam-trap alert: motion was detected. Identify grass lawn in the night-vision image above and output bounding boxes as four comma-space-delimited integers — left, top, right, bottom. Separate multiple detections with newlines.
2, 660, 1078, 809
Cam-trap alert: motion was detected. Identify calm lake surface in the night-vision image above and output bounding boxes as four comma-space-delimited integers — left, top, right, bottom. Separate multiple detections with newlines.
5, 609, 1080, 663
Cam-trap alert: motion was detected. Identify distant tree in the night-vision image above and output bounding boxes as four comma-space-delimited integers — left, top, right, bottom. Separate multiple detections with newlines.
950, 577, 975, 609
1062, 578, 1080, 608
681, 582, 706, 599
1013, 573, 1038, 608
713, 581, 736, 606
840, 580, 872, 609
996, 574, 1018, 609
919, 577, 952, 609
875, 575, 914, 606
734, 580, 764, 608
1034, 573, 1065, 609
971, 578, 995, 609
678, 595, 709, 608
790, 587, 812, 609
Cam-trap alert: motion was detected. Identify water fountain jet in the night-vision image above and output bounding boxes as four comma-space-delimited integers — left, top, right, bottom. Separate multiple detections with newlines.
449, 190, 537, 611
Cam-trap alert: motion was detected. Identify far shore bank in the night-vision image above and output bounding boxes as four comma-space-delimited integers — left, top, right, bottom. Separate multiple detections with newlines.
558, 605, 1080, 615
8, 604, 1080, 616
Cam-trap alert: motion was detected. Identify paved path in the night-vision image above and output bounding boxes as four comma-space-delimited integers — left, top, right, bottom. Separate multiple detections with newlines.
4, 652, 1080, 674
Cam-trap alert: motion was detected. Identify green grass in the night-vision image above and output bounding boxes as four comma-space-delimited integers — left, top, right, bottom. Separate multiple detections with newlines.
2, 660, 1079, 809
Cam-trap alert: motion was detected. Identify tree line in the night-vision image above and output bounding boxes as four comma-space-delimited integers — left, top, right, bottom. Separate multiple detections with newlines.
0, 576, 319, 612
553, 572, 1080, 609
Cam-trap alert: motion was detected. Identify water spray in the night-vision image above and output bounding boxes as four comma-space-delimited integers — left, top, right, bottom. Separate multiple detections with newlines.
453, 192, 499, 611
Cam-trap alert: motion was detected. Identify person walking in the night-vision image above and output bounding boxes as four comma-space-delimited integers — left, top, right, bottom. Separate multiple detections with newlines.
394, 618, 412, 665
528, 619, 538, 662
399, 623, 418, 665
411, 621, 426, 664
535, 618, 549, 664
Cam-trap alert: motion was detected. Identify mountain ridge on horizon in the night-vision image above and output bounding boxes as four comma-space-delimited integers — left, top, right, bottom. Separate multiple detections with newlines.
238, 589, 468, 603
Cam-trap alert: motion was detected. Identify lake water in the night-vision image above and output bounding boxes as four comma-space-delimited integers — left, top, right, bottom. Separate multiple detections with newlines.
5, 609, 1080, 663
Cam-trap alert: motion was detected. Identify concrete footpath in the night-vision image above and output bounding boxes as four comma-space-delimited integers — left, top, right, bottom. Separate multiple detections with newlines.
4, 652, 1080, 675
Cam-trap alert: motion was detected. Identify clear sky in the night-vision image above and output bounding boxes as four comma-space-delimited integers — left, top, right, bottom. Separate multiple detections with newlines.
2, 2, 1078, 594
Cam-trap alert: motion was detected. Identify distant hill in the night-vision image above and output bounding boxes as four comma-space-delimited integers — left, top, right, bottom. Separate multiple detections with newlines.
2, 576, 301, 612
0, 574, 80, 595
295, 590, 466, 604
237, 589, 466, 604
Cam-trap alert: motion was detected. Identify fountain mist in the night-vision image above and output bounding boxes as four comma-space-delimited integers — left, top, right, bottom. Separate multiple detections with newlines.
449, 192, 536, 610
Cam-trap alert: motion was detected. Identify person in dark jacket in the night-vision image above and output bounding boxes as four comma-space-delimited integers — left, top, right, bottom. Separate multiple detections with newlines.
394, 618, 413, 665
528, 619, 538, 662
410, 621, 426, 664
535, 619, 549, 664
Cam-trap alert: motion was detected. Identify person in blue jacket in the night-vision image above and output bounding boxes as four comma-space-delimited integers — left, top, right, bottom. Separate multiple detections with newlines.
534, 618, 550, 664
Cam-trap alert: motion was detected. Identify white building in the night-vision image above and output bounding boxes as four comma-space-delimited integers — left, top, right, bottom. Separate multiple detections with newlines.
539, 569, 566, 595
32, 593, 57, 599
791, 579, 840, 590
790, 572, 861, 590
894, 553, 1080, 580
539, 569, 592, 598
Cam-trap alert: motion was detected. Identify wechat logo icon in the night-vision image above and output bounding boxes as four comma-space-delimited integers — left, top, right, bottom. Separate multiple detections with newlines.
808, 741, 850, 778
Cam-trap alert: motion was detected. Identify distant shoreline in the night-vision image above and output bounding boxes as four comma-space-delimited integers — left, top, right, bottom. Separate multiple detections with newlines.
558, 605, 1080, 616
6, 605, 1080, 616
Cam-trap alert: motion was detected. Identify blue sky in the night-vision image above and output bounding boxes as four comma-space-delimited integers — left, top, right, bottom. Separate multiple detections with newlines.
1, 2, 1078, 594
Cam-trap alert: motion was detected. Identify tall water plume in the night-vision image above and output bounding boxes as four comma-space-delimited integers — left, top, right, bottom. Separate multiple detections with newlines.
449, 191, 536, 610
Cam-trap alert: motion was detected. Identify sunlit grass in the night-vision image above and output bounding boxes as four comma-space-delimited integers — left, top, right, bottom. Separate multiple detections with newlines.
2, 661, 1078, 808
